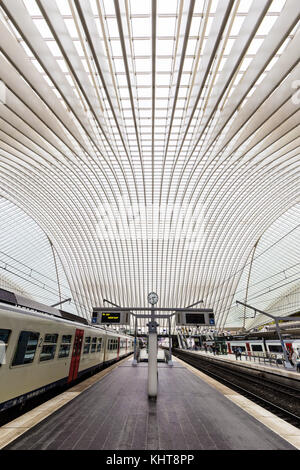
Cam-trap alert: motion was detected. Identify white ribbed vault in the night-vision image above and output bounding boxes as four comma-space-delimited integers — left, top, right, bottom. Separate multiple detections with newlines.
0, 0, 299, 331
0, 197, 78, 314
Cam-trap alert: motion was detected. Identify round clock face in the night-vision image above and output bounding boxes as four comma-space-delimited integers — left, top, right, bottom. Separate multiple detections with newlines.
148, 292, 158, 305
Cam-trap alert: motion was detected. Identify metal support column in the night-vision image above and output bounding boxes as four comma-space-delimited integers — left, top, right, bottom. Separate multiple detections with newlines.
148, 305, 158, 398
168, 316, 173, 366
132, 315, 138, 366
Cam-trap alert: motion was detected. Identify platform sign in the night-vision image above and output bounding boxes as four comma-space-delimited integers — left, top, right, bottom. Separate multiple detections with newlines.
101, 312, 121, 324
92, 309, 130, 325
176, 310, 214, 326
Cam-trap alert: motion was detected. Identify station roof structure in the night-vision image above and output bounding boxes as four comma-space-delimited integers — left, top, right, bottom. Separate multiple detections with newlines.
0, 0, 299, 331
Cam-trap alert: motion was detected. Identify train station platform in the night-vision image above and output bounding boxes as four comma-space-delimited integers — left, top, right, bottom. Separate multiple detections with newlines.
1, 356, 299, 450
181, 349, 300, 385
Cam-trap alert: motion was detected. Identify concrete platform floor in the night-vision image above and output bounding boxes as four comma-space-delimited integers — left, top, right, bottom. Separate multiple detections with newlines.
2, 357, 298, 450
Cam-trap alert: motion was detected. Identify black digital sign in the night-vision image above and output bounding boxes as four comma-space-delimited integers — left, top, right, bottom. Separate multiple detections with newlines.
176, 309, 214, 326
101, 312, 121, 324
185, 313, 205, 324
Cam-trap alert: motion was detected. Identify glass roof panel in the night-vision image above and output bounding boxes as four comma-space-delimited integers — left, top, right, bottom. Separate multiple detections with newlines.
0, 0, 298, 332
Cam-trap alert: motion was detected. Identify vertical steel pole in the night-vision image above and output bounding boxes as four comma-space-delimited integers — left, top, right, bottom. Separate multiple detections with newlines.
275, 319, 292, 369
132, 315, 138, 366
168, 316, 173, 366
148, 305, 158, 398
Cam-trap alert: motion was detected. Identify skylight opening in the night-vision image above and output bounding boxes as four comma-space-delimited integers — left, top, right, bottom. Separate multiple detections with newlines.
130, 0, 151, 15
256, 15, 278, 36
56, 0, 72, 16
131, 16, 151, 37
133, 39, 151, 56
23, 0, 41, 16
157, 0, 179, 16
237, 0, 252, 14
32, 18, 53, 39
268, 0, 287, 13
106, 17, 120, 38
230, 16, 245, 36
246, 37, 264, 55
46, 41, 62, 58
190, 16, 202, 37
102, 0, 116, 15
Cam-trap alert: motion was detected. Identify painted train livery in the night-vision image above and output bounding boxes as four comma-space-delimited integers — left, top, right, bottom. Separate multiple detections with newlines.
0, 289, 134, 412
204, 337, 300, 358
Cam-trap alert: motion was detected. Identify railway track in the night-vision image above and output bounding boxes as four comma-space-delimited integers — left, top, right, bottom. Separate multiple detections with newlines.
173, 349, 300, 428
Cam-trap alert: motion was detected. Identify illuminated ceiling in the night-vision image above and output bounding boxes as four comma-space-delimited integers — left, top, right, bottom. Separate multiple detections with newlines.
0, 0, 299, 330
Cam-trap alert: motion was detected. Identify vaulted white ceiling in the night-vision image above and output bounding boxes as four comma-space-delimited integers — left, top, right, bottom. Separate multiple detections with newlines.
0, 0, 299, 330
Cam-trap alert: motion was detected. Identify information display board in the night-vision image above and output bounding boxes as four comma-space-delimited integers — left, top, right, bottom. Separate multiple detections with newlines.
101, 312, 121, 324
185, 313, 205, 324
176, 310, 215, 326
92, 309, 130, 325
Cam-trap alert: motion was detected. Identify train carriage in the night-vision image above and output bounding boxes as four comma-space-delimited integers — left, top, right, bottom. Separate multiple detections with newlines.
205, 337, 300, 359
0, 290, 134, 412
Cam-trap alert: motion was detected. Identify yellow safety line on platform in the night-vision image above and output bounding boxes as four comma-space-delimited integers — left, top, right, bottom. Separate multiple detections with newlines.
0, 355, 133, 450
175, 356, 300, 450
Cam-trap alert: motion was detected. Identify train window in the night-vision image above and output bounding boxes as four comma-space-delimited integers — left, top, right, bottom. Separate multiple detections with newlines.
251, 345, 263, 352
40, 334, 58, 362
12, 331, 40, 366
58, 335, 72, 358
0, 329, 11, 344
97, 338, 102, 352
268, 345, 283, 353
44, 334, 58, 344
0, 329, 11, 366
91, 337, 97, 353
83, 336, 91, 354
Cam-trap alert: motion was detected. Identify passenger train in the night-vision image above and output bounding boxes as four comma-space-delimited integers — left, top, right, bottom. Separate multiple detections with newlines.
0, 288, 134, 412
204, 337, 300, 358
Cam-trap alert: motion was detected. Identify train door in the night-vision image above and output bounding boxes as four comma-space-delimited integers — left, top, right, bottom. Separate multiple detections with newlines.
117, 337, 120, 360
285, 342, 292, 354
227, 342, 232, 354
68, 329, 84, 383
103, 337, 108, 363
245, 342, 251, 356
